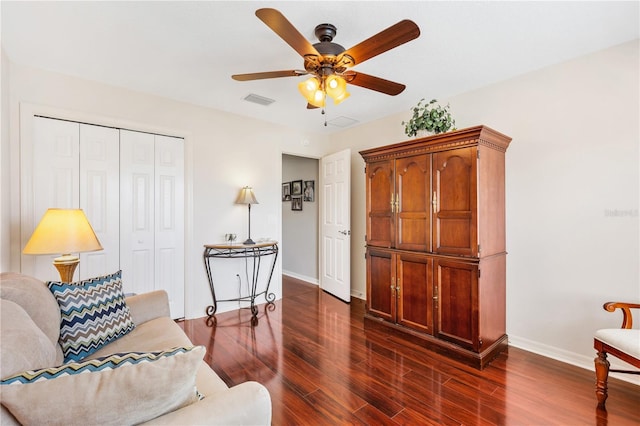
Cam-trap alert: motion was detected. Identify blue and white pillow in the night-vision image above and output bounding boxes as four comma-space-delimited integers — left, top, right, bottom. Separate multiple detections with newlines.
1, 347, 196, 384
0, 346, 206, 425
47, 270, 135, 362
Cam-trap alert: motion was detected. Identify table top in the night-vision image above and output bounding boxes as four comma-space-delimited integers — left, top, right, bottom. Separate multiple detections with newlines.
204, 240, 278, 250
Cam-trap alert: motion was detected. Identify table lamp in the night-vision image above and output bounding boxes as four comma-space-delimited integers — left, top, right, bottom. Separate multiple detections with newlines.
235, 186, 258, 245
23, 208, 103, 282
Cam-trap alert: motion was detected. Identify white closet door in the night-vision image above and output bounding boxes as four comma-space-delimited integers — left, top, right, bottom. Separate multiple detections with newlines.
120, 130, 155, 295
155, 135, 185, 318
26, 117, 80, 281
79, 124, 120, 280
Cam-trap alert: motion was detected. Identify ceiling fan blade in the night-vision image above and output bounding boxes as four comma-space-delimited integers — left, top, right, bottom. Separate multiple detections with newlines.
306, 103, 319, 110
256, 8, 322, 59
344, 72, 406, 96
232, 70, 307, 81
338, 20, 420, 67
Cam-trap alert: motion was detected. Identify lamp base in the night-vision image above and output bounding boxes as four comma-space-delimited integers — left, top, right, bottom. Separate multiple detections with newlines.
243, 238, 256, 245
53, 254, 79, 283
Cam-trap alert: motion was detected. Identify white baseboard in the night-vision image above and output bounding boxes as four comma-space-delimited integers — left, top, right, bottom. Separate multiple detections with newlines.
282, 272, 365, 301
508, 335, 640, 386
282, 270, 318, 285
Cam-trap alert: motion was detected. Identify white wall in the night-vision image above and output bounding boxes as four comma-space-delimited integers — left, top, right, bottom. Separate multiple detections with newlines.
4, 60, 331, 319
282, 154, 319, 284
328, 40, 639, 379
1, 48, 10, 272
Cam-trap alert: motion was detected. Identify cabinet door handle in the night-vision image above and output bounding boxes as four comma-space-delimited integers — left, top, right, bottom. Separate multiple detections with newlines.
432, 191, 438, 214
395, 193, 399, 212
390, 193, 395, 213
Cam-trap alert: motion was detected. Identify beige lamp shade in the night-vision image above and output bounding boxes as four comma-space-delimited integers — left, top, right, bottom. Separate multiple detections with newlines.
23, 208, 103, 255
235, 187, 259, 205
23, 209, 103, 282
235, 187, 258, 245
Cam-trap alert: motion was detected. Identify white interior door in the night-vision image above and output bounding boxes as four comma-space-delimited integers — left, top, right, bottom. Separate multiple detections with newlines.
27, 117, 80, 281
320, 148, 351, 302
79, 124, 120, 280
120, 130, 156, 295
154, 135, 185, 318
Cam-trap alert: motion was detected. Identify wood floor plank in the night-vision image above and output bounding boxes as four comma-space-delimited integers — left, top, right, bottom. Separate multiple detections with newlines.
181, 276, 640, 425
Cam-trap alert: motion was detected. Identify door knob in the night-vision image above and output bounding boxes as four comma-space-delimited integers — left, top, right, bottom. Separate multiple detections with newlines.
338, 230, 351, 236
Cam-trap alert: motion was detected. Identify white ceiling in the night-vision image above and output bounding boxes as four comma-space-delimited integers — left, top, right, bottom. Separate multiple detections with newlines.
2, 1, 638, 134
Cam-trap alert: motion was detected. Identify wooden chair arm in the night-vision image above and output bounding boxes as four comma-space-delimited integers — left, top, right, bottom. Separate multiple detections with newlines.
603, 302, 640, 329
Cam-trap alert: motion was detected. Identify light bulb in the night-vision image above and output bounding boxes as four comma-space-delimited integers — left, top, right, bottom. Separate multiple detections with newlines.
309, 89, 325, 108
325, 75, 348, 104
298, 77, 320, 103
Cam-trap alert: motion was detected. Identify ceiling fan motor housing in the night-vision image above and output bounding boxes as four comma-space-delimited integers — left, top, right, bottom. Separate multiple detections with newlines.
304, 23, 348, 74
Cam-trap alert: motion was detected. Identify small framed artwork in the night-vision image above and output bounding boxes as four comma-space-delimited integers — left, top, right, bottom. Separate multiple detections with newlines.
291, 180, 303, 196
282, 182, 291, 201
303, 180, 315, 202
291, 196, 303, 211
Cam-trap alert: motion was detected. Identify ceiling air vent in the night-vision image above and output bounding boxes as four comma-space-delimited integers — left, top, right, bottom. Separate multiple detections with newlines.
243, 94, 275, 106
328, 116, 359, 128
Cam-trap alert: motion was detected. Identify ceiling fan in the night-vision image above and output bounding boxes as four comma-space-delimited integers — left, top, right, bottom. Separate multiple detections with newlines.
232, 8, 420, 110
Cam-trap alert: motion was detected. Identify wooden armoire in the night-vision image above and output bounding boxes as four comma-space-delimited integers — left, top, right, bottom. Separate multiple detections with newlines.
359, 125, 511, 369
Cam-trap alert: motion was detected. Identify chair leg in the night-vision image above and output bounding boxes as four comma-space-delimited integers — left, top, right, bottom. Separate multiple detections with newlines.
594, 350, 610, 406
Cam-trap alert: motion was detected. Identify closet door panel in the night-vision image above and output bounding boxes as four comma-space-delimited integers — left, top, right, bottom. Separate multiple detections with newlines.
79, 124, 120, 280
155, 135, 185, 318
120, 130, 155, 295
27, 117, 80, 281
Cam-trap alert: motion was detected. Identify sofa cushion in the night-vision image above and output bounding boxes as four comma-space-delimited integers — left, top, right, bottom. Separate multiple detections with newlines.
0, 300, 58, 379
86, 315, 192, 359
0, 272, 62, 360
47, 270, 135, 362
0, 346, 205, 426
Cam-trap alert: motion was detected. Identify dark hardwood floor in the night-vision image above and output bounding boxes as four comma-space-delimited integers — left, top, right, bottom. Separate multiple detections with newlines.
180, 276, 640, 425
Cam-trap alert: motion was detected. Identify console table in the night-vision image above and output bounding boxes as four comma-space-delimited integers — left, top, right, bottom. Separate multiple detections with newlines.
203, 241, 278, 323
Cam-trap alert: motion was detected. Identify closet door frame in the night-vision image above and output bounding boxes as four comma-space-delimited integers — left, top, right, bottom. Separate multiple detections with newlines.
17, 103, 192, 318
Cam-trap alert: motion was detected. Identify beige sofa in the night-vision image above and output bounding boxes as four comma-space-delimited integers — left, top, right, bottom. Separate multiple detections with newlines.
0, 272, 271, 425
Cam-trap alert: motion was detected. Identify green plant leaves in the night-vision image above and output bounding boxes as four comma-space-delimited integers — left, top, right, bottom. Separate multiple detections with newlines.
402, 99, 456, 137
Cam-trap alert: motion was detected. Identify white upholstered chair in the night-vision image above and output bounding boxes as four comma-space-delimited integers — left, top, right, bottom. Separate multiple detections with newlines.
593, 302, 640, 406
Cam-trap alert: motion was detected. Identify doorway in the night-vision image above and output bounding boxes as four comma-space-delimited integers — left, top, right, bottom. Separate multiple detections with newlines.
281, 154, 319, 284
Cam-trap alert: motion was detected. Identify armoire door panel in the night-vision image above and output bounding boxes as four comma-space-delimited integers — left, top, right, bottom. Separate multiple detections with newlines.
366, 160, 394, 248
433, 147, 477, 256
395, 154, 430, 252
79, 123, 119, 280
436, 259, 478, 350
366, 249, 394, 321
397, 253, 433, 334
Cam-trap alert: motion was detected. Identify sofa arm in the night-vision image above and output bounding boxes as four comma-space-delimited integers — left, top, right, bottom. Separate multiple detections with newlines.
125, 290, 171, 325
141, 381, 272, 425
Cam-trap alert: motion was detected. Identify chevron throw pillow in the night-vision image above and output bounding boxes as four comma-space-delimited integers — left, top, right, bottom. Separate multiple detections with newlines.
47, 270, 135, 362
0, 346, 205, 425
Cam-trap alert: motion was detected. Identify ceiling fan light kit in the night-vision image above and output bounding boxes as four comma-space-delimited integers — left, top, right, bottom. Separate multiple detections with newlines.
232, 8, 420, 117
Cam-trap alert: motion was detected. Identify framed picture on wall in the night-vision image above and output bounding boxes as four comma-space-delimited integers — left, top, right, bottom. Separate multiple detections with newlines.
291, 180, 303, 196
291, 196, 302, 211
282, 182, 291, 201
303, 180, 315, 202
